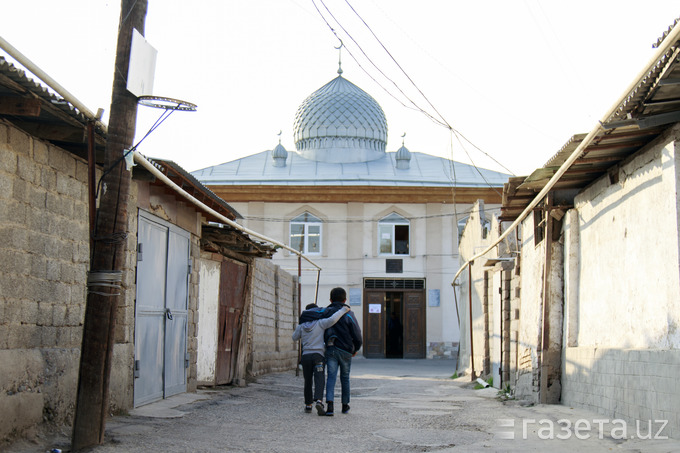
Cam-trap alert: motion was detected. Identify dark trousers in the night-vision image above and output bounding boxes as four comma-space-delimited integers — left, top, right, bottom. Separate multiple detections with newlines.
301, 353, 325, 404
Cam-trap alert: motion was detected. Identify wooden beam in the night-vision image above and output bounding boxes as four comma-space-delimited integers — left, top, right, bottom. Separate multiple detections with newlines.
0, 96, 41, 116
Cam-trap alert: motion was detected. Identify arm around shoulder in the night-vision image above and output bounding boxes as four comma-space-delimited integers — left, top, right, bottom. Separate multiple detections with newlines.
292, 324, 302, 341
318, 306, 350, 329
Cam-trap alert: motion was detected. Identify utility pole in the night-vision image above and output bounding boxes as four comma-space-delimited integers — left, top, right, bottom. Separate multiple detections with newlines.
72, 0, 148, 449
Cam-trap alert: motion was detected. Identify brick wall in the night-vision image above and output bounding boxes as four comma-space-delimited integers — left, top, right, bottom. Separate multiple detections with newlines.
248, 259, 298, 377
0, 121, 90, 440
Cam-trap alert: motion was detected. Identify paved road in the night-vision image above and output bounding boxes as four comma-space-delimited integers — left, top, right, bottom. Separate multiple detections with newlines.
9, 358, 680, 452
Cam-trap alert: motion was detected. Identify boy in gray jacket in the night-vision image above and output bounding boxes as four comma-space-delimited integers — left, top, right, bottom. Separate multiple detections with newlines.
292, 303, 349, 415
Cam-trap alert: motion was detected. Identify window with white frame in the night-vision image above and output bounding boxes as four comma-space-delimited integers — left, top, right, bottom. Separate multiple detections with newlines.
378, 213, 409, 255
290, 212, 322, 254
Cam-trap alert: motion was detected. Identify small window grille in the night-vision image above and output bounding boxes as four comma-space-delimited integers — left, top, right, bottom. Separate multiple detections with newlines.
364, 279, 425, 289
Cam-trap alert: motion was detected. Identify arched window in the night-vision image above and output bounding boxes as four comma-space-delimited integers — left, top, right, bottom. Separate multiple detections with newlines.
290, 212, 322, 254
378, 213, 409, 255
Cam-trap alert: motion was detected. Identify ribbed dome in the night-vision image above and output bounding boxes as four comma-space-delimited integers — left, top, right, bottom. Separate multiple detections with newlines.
271, 142, 288, 167
395, 144, 411, 169
293, 75, 387, 163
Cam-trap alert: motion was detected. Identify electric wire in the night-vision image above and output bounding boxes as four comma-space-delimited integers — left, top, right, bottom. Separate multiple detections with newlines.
313, 0, 515, 189
345, 0, 515, 177
238, 206, 502, 223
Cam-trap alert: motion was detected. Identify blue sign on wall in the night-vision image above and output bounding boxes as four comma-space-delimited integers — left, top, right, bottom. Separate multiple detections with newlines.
349, 288, 362, 306
428, 289, 440, 307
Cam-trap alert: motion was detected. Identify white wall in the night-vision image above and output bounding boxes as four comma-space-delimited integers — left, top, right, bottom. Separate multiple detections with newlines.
560, 128, 680, 438
230, 199, 476, 351
571, 135, 680, 349
196, 257, 220, 384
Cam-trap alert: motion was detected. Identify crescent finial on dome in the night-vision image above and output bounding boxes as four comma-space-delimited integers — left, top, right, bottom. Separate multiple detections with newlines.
335, 39, 344, 75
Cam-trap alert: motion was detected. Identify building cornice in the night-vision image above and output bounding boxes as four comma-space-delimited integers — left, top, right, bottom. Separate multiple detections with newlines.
208, 185, 502, 204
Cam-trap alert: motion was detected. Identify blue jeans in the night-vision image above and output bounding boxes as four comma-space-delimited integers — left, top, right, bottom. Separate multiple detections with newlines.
325, 346, 352, 404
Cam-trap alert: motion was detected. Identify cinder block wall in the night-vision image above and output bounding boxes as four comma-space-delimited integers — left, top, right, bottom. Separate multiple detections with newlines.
562, 348, 680, 439
248, 259, 298, 377
0, 120, 141, 441
0, 121, 90, 440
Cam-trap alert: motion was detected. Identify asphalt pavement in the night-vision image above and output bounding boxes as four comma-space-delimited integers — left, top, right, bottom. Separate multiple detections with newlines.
8, 357, 680, 452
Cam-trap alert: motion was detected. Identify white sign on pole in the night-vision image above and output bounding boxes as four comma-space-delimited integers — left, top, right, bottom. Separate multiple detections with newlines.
127, 28, 157, 97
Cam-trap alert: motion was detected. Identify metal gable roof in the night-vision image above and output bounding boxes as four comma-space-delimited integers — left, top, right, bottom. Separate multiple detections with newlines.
192, 149, 510, 189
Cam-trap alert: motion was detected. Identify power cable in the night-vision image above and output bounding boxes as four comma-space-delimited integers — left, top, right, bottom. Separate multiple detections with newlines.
314, 0, 514, 188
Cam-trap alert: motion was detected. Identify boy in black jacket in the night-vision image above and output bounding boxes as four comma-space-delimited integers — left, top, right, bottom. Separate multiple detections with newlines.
323, 287, 362, 416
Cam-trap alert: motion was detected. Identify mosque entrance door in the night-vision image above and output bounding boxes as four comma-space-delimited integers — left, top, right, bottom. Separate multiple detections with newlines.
362, 280, 425, 358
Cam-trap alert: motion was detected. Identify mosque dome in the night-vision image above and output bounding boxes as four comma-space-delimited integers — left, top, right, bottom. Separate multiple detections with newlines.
271, 142, 288, 167
293, 75, 388, 163
395, 144, 411, 169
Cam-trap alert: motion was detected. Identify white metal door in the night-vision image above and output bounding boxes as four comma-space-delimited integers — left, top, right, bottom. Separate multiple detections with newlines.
134, 211, 190, 406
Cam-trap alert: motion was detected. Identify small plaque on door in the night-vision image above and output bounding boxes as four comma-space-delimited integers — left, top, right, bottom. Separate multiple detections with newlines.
368, 304, 382, 313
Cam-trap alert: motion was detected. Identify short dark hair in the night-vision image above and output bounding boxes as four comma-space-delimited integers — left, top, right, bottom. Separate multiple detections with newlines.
305, 303, 318, 310
330, 287, 346, 303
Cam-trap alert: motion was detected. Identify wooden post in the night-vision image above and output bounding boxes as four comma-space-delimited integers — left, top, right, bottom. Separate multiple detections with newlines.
296, 254, 302, 376
72, 1, 147, 449
540, 194, 553, 404
468, 262, 476, 381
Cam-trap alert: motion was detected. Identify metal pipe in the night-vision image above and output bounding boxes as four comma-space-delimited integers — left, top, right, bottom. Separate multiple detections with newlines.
0, 35, 107, 133
314, 269, 320, 306
132, 150, 322, 271
451, 23, 680, 286
298, 254, 302, 309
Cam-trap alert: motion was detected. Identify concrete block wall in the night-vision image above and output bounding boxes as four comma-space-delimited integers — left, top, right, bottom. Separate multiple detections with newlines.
562, 347, 680, 439
0, 121, 89, 440
427, 342, 458, 359
248, 259, 298, 377
186, 235, 201, 393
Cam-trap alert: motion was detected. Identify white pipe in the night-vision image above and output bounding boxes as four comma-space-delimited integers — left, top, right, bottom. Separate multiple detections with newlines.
132, 150, 322, 271
452, 23, 680, 285
0, 35, 107, 133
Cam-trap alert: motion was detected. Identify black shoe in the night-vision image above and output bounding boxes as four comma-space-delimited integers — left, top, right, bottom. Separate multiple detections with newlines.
304, 404, 312, 413
325, 401, 334, 416
342, 404, 350, 414
315, 400, 326, 416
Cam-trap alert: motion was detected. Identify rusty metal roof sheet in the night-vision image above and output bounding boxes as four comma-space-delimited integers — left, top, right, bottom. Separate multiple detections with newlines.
136, 156, 242, 221
0, 56, 107, 159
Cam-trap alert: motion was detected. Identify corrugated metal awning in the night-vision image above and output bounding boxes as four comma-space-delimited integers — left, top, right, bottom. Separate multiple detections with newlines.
500, 19, 680, 221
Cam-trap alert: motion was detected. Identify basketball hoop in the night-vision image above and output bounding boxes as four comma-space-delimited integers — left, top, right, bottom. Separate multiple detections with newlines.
138, 95, 197, 112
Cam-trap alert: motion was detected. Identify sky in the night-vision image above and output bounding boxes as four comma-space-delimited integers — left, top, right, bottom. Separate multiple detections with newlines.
2, 1, 679, 177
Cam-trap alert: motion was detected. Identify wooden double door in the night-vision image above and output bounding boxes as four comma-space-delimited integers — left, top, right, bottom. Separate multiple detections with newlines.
363, 289, 425, 358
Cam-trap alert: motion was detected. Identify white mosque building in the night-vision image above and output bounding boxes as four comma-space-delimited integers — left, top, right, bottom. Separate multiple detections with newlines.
193, 68, 509, 359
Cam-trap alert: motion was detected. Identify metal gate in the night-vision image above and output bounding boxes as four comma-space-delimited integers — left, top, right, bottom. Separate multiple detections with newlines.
134, 211, 190, 407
